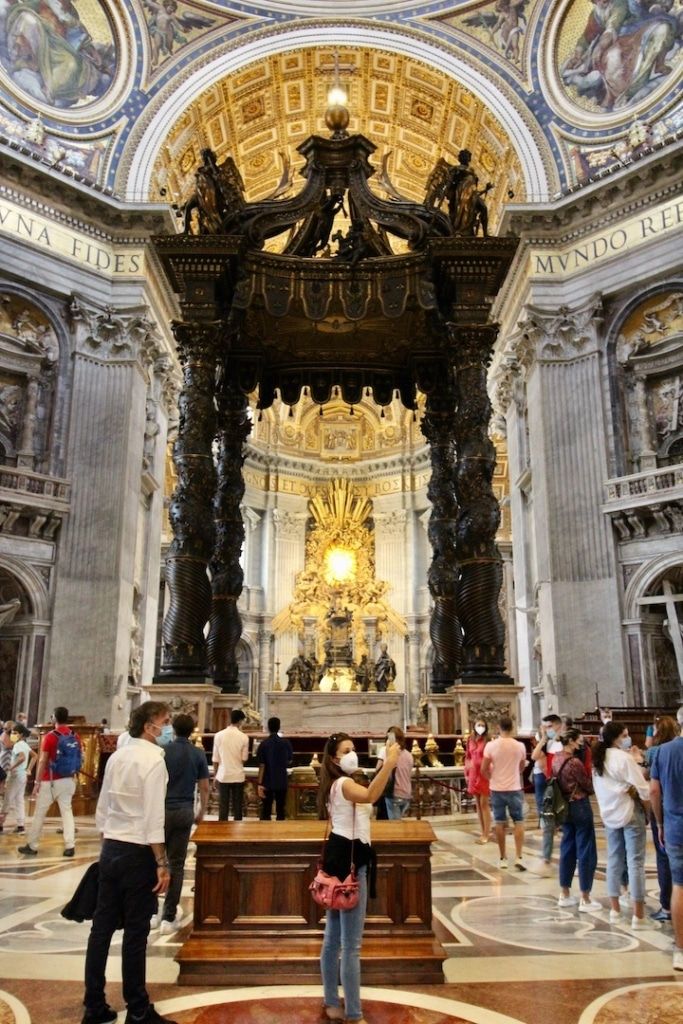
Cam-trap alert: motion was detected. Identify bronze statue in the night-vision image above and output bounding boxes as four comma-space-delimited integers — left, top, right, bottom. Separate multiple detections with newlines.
285, 652, 306, 691
425, 150, 492, 238
355, 654, 373, 692
446, 150, 492, 237
374, 642, 396, 692
183, 148, 245, 235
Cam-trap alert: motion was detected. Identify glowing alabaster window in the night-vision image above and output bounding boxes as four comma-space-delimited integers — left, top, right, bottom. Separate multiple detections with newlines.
324, 546, 356, 584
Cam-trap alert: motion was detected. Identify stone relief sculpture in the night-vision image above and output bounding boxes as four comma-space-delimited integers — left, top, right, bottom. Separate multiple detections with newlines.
0, 0, 116, 108
0, 384, 22, 440
558, 0, 683, 112
0, 596, 21, 627
143, 398, 160, 471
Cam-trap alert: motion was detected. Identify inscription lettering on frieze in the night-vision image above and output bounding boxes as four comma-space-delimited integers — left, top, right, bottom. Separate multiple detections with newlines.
533, 197, 683, 277
0, 198, 145, 277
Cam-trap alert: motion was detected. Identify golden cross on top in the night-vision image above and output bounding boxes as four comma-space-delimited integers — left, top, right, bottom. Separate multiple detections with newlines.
315, 49, 359, 83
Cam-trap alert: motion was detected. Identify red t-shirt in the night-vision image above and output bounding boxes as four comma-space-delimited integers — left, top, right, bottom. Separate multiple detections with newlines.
40, 725, 80, 781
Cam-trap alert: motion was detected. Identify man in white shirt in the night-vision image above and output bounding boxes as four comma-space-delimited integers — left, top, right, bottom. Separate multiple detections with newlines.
212, 708, 249, 821
82, 701, 177, 1024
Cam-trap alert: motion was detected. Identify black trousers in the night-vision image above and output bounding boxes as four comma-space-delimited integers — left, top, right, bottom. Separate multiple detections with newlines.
260, 787, 287, 821
218, 781, 244, 820
161, 804, 194, 921
84, 839, 156, 1017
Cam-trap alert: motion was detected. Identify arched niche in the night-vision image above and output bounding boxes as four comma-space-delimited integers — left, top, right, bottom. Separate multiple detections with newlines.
624, 555, 683, 706
0, 291, 61, 473
0, 560, 49, 722
609, 287, 683, 476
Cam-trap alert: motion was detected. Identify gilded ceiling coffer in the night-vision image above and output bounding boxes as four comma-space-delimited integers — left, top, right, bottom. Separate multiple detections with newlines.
153, 94, 518, 689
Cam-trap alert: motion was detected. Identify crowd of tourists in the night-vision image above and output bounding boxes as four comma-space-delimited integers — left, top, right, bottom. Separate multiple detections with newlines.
3, 702, 683, 1022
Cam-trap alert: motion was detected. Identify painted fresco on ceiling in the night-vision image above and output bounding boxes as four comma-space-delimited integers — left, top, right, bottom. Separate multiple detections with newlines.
556, 0, 683, 113
141, 1, 222, 72
0, 0, 117, 110
435, 0, 531, 67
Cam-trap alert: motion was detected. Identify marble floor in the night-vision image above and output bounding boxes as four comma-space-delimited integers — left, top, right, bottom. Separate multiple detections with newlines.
0, 807, 680, 1024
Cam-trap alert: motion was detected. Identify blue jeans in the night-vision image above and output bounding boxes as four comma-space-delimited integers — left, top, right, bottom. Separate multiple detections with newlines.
386, 797, 410, 819
558, 797, 597, 894
320, 864, 367, 1021
533, 773, 546, 818
605, 803, 647, 900
649, 812, 672, 910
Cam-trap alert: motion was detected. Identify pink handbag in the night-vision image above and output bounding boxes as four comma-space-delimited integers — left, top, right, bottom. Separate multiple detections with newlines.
309, 781, 360, 911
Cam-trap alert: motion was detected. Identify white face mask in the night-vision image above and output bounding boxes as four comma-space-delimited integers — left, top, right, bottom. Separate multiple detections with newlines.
475, 725, 486, 735
339, 751, 358, 775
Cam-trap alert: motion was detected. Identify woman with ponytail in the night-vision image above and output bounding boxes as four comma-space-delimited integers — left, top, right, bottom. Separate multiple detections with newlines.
317, 733, 399, 1024
593, 720, 658, 930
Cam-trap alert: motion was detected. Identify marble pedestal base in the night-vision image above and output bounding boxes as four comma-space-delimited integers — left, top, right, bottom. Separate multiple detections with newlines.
147, 681, 221, 731
265, 691, 405, 733
429, 682, 524, 734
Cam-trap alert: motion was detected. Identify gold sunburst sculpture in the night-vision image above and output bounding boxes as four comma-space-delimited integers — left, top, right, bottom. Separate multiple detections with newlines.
271, 479, 405, 658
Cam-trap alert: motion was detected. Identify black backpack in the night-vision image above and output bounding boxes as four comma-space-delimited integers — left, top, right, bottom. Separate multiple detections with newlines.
541, 759, 572, 828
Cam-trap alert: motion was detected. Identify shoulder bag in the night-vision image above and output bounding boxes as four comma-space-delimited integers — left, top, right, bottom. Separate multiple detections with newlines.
309, 779, 360, 911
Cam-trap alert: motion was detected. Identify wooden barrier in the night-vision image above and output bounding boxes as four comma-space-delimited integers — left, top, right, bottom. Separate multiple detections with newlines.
177, 819, 447, 986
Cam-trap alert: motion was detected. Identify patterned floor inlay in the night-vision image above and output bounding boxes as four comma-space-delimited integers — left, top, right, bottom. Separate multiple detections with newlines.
154, 988, 527, 1024
579, 982, 683, 1023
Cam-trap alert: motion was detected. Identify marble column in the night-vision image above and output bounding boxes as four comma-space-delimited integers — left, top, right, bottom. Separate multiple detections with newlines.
16, 377, 40, 468
161, 321, 218, 679
207, 373, 251, 692
628, 372, 658, 470
422, 369, 462, 692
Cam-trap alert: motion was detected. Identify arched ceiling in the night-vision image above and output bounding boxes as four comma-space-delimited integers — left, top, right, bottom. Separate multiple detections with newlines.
150, 47, 525, 231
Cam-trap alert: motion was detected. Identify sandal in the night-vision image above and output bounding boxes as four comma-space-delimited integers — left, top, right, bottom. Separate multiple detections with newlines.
474, 837, 489, 845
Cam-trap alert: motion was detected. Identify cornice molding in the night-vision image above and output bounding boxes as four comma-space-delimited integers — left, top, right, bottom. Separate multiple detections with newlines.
0, 151, 174, 237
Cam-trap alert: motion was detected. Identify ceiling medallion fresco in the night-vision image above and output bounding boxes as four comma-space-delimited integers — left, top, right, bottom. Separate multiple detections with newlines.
547, 0, 683, 124
150, 47, 525, 231
0, 0, 131, 122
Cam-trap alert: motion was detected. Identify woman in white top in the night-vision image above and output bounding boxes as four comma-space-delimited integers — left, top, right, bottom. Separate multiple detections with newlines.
592, 720, 659, 930
317, 732, 399, 1024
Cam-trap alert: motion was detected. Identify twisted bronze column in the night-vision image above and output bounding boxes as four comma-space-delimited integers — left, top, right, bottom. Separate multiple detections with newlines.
161, 322, 219, 678
422, 368, 463, 692
206, 369, 251, 692
452, 325, 507, 680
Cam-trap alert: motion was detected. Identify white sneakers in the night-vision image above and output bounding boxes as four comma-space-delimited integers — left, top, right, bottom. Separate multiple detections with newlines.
514, 858, 527, 872
499, 858, 508, 869
630, 916, 661, 931
557, 895, 600, 911
673, 949, 683, 971
609, 909, 621, 924
151, 907, 184, 934
159, 908, 185, 936
578, 899, 602, 913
